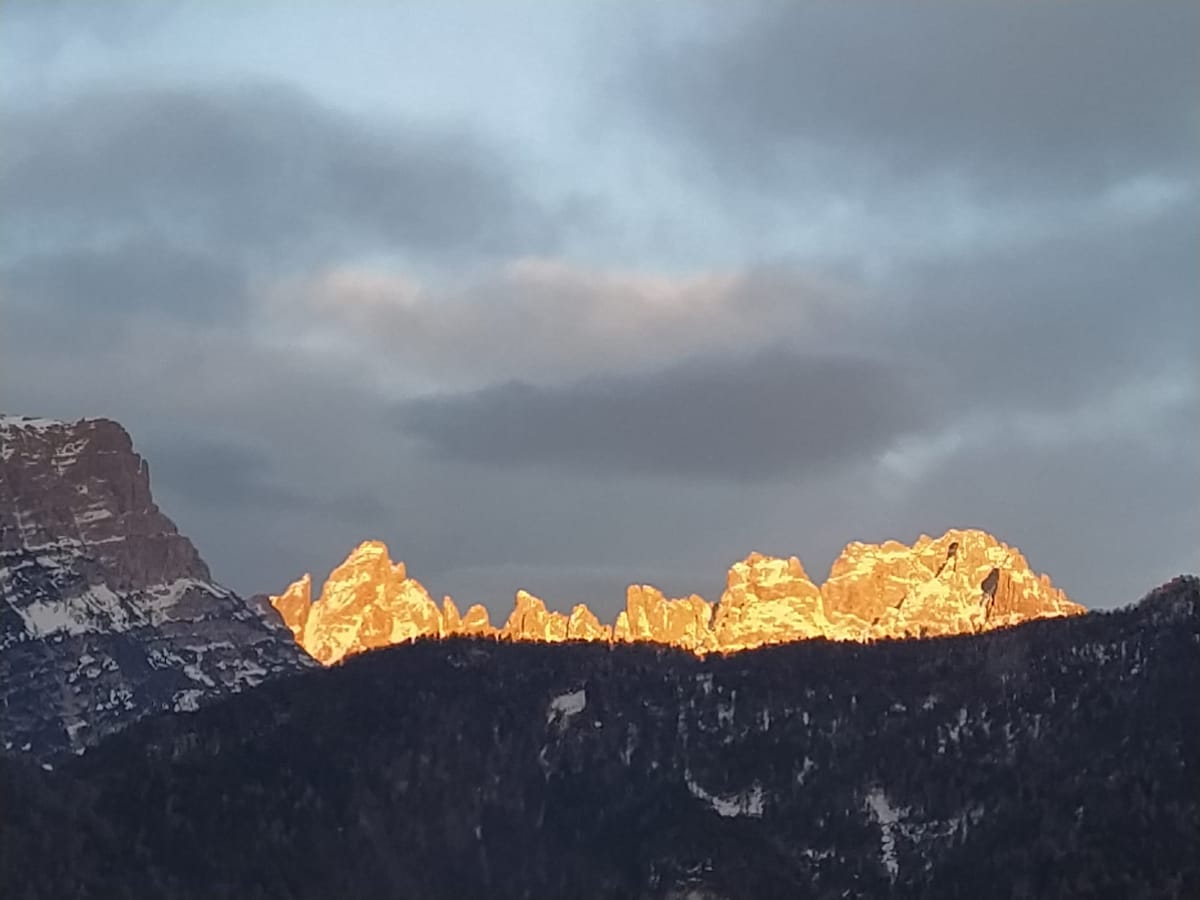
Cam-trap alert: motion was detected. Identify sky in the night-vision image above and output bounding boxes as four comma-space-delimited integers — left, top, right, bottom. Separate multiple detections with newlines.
1, 1, 1196, 616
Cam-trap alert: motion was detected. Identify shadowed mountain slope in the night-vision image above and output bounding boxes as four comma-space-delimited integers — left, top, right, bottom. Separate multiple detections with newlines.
3, 576, 1195, 899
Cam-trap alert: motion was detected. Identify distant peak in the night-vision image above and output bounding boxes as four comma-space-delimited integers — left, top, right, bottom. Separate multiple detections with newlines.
0, 414, 120, 431
1, 410, 309, 757
0, 415, 66, 430
272, 529, 1086, 666
347, 539, 391, 558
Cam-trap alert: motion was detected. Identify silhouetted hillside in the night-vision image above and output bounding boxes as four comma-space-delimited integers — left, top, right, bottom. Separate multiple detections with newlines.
2, 577, 1197, 899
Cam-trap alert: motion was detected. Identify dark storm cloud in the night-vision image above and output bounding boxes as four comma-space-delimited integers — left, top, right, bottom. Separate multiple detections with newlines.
634, 2, 1199, 195
3, 241, 246, 324
886, 199, 1199, 414
379, 188, 1196, 486
141, 431, 385, 522
142, 435, 311, 512
0, 82, 552, 264
398, 349, 934, 481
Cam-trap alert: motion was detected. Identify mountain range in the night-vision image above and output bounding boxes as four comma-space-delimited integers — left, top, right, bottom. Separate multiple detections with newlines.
1, 413, 1195, 898
269, 531, 1084, 664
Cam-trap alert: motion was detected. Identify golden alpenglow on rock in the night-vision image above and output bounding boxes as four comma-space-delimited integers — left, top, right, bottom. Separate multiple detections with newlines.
712, 554, 832, 651
271, 530, 1085, 665
271, 540, 442, 665
503, 591, 570, 642
614, 585, 716, 653
821, 529, 1083, 639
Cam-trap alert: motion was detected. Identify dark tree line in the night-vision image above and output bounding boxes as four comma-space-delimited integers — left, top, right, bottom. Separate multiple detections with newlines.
2, 579, 1197, 899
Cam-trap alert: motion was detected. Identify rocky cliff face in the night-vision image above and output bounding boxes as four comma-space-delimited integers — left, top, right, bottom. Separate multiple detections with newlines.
822, 529, 1082, 638
614, 585, 715, 653
712, 553, 832, 651
272, 530, 1085, 665
0, 415, 311, 758
283, 540, 444, 665
442, 596, 496, 638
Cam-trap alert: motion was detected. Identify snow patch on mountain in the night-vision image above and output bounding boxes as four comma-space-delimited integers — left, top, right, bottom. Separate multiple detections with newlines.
547, 688, 587, 725
686, 773, 765, 818
865, 787, 905, 879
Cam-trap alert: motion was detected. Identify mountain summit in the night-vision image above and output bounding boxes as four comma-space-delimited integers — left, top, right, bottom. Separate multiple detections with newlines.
0, 415, 311, 758
272, 529, 1084, 664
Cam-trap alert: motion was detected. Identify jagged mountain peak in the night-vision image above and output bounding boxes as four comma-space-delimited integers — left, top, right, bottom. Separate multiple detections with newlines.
0, 413, 311, 759
271, 529, 1085, 666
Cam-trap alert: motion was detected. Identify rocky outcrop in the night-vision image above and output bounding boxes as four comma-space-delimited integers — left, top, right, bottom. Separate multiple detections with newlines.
271, 540, 442, 665
271, 547, 528, 656
0, 415, 311, 759
274, 530, 1085, 666
459, 602, 497, 636
0, 417, 208, 591
441, 597, 496, 637
614, 585, 715, 653
821, 529, 1084, 639
441, 596, 462, 632
271, 574, 312, 641
501, 591, 569, 642
711, 553, 833, 651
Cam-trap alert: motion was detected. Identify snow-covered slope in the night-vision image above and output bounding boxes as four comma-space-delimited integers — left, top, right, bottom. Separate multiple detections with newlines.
0, 414, 312, 758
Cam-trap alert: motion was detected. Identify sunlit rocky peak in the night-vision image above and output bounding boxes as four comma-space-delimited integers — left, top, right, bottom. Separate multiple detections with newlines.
271, 529, 1085, 666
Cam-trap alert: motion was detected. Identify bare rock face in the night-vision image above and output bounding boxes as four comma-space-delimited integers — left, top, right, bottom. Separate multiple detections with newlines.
271, 574, 312, 641
501, 590, 569, 642
615, 585, 715, 653
271, 541, 442, 665
821, 529, 1084, 639
567, 603, 611, 641
272, 529, 1085, 665
458, 602, 497, 636
0, 417, 209, 591
442, 596, 496, 637
441, 596, 461, 632
0, 415, 311, 759
711, 553, 834, 651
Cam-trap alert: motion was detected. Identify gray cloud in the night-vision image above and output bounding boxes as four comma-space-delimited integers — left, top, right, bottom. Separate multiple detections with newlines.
293, 184, 1197, 403
632, 2, 1199, 197
3, 241, 246, 325
4, 234, 1193, 613
138, 432, 379, 521
4, 185, 1192, 610
0, 82, 553, 265
398, 348, 933, 480
885, 199, 1199, 415
292, 260, 861, 388
1, 5, 1195, 615
306, 194, 1196, 488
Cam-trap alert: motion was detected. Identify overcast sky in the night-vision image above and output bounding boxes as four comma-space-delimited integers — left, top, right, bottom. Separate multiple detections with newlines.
2, 1, 1196, 616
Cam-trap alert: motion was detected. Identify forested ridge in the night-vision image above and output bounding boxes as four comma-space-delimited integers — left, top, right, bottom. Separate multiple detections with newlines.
3, 578, 1197, 899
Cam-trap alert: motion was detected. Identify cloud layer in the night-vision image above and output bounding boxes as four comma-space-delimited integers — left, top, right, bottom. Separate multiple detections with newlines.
634, 2, 1199, 197
399, 349, 931, 480
1, 83, 554, 264
1, 3, 1195, 616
